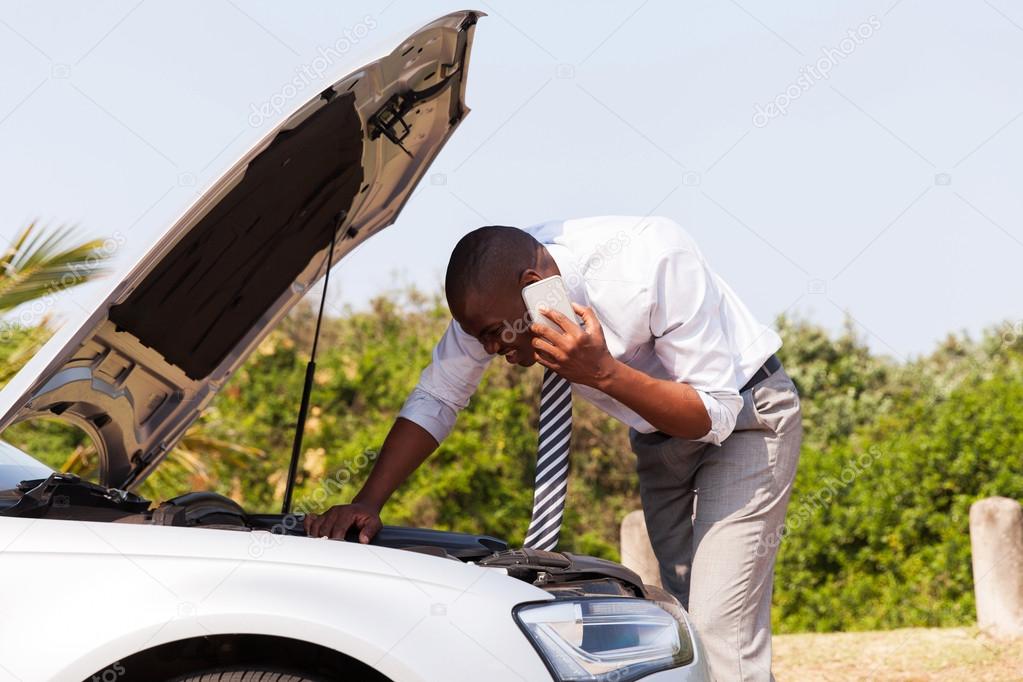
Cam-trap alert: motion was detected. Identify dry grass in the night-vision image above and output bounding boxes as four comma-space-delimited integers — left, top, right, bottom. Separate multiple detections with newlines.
774, 627, 1023, 681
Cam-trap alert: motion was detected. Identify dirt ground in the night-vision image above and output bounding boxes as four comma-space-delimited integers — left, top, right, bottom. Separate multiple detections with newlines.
773, 627, 1023, 681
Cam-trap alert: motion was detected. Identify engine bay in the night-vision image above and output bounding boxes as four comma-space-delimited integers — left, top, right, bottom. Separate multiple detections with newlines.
1, 472, 656, 601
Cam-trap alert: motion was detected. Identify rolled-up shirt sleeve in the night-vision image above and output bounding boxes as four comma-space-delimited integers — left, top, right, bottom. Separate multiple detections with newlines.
397, 319, 493, 443
650, 247, 743, 446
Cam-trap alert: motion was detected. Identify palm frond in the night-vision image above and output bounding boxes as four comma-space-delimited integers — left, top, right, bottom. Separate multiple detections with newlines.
139, 426, 267, 502
0, 222, 111, 312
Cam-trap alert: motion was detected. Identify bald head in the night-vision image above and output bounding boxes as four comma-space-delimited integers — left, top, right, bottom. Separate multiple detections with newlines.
445, 226, 546, 314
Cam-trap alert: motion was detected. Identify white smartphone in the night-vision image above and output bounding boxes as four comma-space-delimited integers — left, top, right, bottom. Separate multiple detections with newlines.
521, 275, 582, 331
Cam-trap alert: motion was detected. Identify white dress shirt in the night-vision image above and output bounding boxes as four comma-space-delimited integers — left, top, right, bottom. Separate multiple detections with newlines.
397, 215, 782, 446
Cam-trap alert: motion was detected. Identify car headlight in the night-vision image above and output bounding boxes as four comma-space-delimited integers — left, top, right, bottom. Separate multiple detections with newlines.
514, 597, 695, 681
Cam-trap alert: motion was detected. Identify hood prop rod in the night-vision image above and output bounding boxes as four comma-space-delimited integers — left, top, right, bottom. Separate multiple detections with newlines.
281, 222, 339, 515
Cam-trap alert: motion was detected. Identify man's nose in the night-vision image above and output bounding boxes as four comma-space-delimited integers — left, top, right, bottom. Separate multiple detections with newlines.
483, 338, 501, 355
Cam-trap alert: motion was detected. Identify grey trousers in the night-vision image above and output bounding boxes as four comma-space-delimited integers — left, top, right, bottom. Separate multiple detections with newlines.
629, 367, 802, 682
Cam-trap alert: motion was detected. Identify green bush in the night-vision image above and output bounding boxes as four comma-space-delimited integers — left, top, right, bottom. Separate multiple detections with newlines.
773, 321, 1023, 631
3, 288, 1022, 634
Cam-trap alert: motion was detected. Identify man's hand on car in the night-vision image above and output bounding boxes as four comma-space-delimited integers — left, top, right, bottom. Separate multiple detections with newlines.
304, 502, 382, 542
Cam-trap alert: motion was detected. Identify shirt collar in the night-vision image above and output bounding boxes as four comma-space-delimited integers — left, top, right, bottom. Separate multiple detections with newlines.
544, 242, 588, 306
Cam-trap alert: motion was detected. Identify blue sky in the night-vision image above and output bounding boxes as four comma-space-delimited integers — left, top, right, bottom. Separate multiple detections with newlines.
1, 0, 1021, 360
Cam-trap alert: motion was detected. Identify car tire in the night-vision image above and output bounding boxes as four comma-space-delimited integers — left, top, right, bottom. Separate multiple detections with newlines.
172, 670, 320, 682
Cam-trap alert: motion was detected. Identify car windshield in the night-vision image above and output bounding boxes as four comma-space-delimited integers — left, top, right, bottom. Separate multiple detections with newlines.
0, 440, 53, 491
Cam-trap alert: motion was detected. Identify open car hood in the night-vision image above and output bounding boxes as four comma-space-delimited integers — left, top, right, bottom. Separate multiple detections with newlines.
0, 10, 482, 489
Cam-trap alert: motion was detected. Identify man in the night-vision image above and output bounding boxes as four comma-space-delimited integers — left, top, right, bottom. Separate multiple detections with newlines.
305, 215, 802, 681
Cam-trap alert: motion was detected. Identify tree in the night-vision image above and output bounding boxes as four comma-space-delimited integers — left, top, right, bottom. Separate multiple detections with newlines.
0, 222, 110, 383
0, 222, 108, 312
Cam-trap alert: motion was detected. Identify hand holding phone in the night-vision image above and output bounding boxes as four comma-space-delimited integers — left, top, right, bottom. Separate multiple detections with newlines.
521, 277, 617, 388
521, 275, 581, 331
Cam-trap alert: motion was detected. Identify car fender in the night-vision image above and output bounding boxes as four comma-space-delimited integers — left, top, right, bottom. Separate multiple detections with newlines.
0, 518, 552, 682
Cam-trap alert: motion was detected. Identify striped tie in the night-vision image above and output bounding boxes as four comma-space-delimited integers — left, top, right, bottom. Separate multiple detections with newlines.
523, 367, 572, 551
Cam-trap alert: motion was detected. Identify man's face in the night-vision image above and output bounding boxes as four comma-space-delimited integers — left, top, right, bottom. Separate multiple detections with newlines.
454, 287, 537, 367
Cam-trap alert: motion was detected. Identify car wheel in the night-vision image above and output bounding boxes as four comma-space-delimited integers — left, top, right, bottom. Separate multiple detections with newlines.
172, 670, 321, 682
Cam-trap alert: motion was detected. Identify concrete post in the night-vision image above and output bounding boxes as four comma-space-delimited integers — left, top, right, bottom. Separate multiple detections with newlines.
620, 509, 662, 588
970, 496, 1023, 638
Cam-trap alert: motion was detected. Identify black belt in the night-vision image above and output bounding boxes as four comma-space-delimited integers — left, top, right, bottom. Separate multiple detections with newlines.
740, 354, 781, 393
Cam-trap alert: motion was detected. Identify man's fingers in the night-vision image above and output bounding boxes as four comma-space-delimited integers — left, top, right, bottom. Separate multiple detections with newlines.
539, 306, 581, 336
303, 505, 385, 543
359, 517, 382, 544
572, 303, 597, 332
307, 512, 323, 537
318, 514, 336, 539
325, 509, 356, 539
312, 514, 329, 539
535, 352, 561, 371
529, 320, 560, 343
532, 337, 567, 363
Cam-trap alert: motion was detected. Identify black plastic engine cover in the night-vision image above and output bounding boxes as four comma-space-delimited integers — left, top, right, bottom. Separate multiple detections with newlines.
247, 514, 510, 561
479, 548, 649, 597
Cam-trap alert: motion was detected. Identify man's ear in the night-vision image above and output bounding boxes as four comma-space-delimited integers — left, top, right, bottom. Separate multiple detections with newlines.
518, 268, 544, 290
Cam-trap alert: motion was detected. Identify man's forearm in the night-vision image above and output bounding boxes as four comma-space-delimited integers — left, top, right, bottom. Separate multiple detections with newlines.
352, 417, 440, 510
528, 304, 713, 439
593, 360, 711, 439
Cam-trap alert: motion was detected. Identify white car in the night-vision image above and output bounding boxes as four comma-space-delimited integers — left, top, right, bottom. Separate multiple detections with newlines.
0, 11, 710, 682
